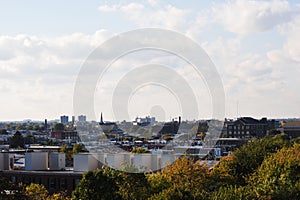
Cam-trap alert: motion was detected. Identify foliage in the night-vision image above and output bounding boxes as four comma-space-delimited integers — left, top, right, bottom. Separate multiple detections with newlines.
72, 143, 88, 154
116, 170, 150, 200
24, 183, 72, 200
249, 144, 300, 199
131, 147, 150, 153
53, 123, 64, 131
216, 135, 290, 185
72, 168, 120, 200
24, 183, 48, 200
209, 185, 255, 200
147, 156, 212, 199
9, 131, 25, 148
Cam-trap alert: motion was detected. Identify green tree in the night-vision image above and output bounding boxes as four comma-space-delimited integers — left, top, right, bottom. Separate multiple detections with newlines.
215, 135, 290, 185
33, 124, 40, 131
53, 123, 64, 131
73, 168, 120, 200
209, 185, 254, 200
9, 131, 25, 148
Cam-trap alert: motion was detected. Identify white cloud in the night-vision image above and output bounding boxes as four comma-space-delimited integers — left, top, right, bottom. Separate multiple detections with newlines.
98, 2, 190, 30
212, 0, 292, 34
0, 30, 114, 120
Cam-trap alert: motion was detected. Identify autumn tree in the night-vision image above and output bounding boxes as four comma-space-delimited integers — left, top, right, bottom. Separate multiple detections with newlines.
215, 135, 290, 186
249, 144, 300, 199
147, 156, 212, 199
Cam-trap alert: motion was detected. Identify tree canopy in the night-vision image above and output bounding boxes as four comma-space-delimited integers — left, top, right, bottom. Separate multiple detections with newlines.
9, 131, 25, 148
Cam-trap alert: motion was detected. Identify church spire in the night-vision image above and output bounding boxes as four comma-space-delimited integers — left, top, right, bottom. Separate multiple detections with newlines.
100, 112, 103, 124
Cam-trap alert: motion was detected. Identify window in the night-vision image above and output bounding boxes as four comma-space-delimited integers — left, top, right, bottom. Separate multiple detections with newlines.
49, 178, 56, 189
60, 178, 67, 190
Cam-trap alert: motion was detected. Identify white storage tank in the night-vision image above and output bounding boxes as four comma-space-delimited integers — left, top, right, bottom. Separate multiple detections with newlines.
49, 152, 65, 170
25, 152, 48, 170
73, 153, 99, 172
106, 153, 131, 169
0, 153, 13, 170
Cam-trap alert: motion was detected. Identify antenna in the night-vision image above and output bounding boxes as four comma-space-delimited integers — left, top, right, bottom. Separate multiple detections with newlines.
237, 101, 239, 119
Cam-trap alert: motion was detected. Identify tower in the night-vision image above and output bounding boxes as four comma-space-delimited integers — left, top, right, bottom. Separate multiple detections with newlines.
100, 112, 104, 124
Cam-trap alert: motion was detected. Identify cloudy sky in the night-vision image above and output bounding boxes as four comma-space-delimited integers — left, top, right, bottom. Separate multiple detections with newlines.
0, 0, 300, 121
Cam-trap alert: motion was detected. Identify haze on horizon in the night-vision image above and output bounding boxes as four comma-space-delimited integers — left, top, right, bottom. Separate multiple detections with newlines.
1, 0, 300, 121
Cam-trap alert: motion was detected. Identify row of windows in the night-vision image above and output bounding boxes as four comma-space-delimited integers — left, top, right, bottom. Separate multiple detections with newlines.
228, 131, 250, 135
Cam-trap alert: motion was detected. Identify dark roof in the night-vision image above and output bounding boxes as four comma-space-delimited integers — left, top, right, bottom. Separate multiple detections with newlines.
235, 117, 267, 125
239, 117, 259, 124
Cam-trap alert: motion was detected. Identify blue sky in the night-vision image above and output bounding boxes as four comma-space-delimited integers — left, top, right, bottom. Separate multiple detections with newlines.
0, 0, 300, 121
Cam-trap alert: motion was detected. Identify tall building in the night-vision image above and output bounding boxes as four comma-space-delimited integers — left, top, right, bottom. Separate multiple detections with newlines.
78, 115, 86, 122
60, 115, 69, 124
72, 116, 75, 125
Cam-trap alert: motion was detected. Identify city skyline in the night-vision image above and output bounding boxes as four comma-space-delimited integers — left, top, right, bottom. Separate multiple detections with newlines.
1, 0, 300, 121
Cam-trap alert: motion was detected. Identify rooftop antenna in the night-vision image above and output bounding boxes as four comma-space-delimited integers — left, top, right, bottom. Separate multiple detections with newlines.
237, 101, 239, 119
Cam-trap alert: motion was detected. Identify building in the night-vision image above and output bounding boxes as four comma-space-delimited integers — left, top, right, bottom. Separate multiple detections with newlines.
78, 115, 87, 122
1, 170, 82, 196
60, 115, 69, 124
281, 120, 300, 138
50, 131, 79, 142
227, 117, 268, 138
133, 116, 156, 126
72, 116, 75, 125
99, 113, 122, 135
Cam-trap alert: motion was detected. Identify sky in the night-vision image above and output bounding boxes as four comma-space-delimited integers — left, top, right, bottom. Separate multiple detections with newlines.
0, 0, 300, 121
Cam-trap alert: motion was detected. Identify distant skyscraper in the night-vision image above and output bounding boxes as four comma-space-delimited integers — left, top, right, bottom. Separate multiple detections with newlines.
60, 115, 69, 124
72, 116, 75, 124
78, 115, 86, 122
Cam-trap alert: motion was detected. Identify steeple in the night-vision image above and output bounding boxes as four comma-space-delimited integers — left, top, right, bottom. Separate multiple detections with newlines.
100, 112, 103, 124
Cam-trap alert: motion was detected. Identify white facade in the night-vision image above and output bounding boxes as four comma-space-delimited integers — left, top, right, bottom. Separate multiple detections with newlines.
73, 153, 99, 172
0, 153, 14, 170
25, 152, 48, 170
49, 152, 65, 170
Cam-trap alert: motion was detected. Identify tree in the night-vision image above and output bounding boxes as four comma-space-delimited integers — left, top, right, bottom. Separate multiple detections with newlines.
249, 144, 300, 199
53, 123, 64, 131
214, 135, 290, 186
72, 143, 88, 154
33, 124, 40, 131
24, 183, 72, 200
116, 167, 150, 200
24, 183, 48, 200
147, 156, 212, 199
73, 168, 120, 200
9, 131, 25, 148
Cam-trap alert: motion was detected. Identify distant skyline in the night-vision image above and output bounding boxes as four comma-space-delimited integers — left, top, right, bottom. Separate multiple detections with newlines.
1, 0, 300, 121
